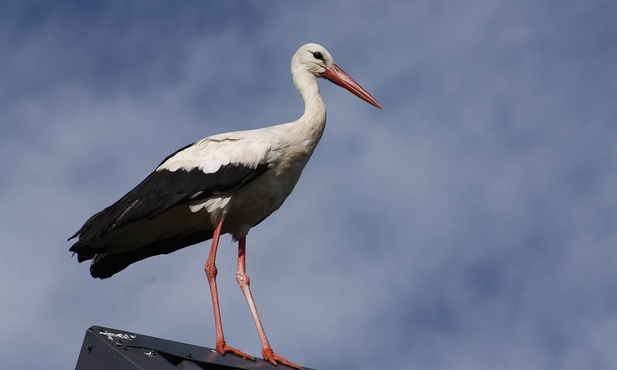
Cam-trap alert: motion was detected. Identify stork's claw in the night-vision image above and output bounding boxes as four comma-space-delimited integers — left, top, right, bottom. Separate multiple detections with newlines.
216, 340, 255, 361
262, 348, 304, 370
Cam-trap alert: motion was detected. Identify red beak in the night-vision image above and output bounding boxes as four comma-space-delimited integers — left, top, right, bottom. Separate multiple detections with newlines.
322, 64, 383, 109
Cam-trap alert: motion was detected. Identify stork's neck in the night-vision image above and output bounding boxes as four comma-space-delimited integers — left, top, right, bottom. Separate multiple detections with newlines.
292, 67, 327, 147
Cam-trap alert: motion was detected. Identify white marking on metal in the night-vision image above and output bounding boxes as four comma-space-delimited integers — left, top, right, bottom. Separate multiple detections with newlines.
99, 330, 137, 341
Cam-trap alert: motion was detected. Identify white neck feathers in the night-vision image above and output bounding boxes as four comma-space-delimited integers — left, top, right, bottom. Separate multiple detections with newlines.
291, 64, 327, 145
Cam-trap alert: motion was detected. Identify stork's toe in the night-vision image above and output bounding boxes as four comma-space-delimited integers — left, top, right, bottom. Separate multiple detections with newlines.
262, 348, 303, 370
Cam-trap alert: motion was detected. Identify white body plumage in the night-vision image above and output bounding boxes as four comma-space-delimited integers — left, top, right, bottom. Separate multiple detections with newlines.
169, 116, 326, 240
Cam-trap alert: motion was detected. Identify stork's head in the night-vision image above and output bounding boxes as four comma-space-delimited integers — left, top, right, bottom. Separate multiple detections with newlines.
292, 43, 383, 109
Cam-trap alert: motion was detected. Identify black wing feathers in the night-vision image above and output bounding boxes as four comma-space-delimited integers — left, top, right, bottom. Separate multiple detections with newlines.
69, 162, 269, 254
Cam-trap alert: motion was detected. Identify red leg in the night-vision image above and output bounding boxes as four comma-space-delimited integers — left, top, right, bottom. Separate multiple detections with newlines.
236, 237, 303, 370
204, 218, 254, 361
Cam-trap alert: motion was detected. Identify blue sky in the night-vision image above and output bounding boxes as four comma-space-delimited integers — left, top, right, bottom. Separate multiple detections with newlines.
2, 1, 617, 369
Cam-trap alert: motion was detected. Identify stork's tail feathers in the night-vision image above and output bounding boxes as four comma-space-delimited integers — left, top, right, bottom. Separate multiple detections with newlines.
69, 230, 214, 279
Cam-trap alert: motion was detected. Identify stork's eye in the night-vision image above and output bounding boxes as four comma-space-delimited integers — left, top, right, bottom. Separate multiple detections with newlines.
312, 52, 324, 61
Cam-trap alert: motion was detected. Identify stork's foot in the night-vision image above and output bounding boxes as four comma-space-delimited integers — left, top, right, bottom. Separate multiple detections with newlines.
216, 340, 255, 361
262, 348, 304, 370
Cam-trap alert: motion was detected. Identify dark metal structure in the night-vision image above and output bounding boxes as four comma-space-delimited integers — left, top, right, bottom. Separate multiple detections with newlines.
75, 325, 316, 370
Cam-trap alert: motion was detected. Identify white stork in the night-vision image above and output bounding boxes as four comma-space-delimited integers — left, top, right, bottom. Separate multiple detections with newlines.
69, 43, 382, 369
